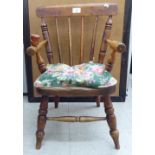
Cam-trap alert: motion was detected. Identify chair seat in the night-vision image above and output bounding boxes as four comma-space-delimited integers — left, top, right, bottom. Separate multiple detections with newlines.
34, 62, 117, 96
36, 77, 117, 97
34, 62, 115, 89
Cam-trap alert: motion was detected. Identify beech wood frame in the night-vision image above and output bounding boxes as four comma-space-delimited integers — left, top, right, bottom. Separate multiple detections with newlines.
23, 0, 132, 102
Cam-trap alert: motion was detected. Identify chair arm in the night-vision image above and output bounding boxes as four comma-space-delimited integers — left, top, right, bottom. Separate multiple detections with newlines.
106, 39, 126, 53
106, 39, 126, 72
26, 34, 47, 73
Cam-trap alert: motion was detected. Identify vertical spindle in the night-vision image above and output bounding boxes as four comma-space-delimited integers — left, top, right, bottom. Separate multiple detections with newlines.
68, 17, 72, 65
98, 16, 112, 63
89, 16, 98, 61
80, 16, 84, 63
41, 18, 53, 64
55, 17, 62, 63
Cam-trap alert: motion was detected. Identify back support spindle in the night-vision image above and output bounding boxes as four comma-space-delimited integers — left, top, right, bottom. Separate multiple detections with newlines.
98, 15, 112, 63
55, 17, 62, 63
41, 18, 53, 64
89, 16, 99, 61
80, 16, 84, 63
68, 17, 72, 65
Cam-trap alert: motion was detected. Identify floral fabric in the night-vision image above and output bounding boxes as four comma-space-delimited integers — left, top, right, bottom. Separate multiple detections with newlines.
34, 62, 113, 88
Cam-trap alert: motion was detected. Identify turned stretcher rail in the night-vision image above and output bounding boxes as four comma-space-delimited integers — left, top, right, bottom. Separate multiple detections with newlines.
46, 116, 106, 122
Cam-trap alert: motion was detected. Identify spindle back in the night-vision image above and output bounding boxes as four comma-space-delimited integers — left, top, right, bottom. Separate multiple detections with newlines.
36, 3, 118, 65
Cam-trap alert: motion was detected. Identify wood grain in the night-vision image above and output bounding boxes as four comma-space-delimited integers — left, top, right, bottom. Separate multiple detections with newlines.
26, 34, 47, 73
36, 53, 46, 73
47, 116, 106, 122
68, 17, 72, 65
54, 95, 59, 108
26, 40, 47, 56
36, 3, 118, 17
80, 16, 84, 63
89, 16, 98, 61
36, 85, 116, 97
106, 39, 126, 53
106, 39, 126, 72
103, 95, 120, 149
96, 96, 100, 107
41, 18, 53, 63
36, 96, 48, 149
55, 17, 62, 63
98, 15, 112, 63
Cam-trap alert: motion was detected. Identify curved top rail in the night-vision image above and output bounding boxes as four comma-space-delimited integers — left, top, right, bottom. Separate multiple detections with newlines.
36, 3, 118, 17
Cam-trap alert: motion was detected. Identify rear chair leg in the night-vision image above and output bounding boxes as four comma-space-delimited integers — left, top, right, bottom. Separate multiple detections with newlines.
54, 96, 59, 108
36, 95, 48, 149
103, 95, 120, 149
96, 96, 100, 107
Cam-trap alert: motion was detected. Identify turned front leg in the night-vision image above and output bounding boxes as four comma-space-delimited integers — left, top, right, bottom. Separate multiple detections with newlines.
36, 96, 48, 149
103, 95, 120, 149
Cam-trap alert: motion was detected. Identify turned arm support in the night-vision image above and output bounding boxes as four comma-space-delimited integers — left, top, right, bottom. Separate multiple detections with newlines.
106, 39, 126, 72
26, 34, 47, 73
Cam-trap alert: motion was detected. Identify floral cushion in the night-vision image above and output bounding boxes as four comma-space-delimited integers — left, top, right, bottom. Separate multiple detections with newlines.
34, 62, 116, 88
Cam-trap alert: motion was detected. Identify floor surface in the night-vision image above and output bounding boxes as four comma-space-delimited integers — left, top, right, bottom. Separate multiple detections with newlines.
23, 77, 132, 155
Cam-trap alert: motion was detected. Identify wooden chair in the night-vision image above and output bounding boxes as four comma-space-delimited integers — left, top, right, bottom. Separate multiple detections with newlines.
26, 3, 126, 150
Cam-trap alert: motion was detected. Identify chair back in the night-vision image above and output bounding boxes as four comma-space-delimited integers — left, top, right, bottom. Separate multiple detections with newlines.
36, 3, 118, 65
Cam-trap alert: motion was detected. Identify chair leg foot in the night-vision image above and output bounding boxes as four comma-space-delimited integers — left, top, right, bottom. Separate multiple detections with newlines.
54, 96, 59, 109
96, 96, 100, 107
54, 102, 59, 108
103, 95, 120, 150
36, 96, 48, 150
36, 131, 44, 150
110, 130, 120, 149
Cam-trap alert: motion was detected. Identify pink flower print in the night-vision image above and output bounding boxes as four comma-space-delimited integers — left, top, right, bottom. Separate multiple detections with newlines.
55, 66, 63, 72
84, 71, 91, 78
92, 67, 103, 74
47, 69, 53, 74
74, 69, 83, 75
66, 68, 74, 74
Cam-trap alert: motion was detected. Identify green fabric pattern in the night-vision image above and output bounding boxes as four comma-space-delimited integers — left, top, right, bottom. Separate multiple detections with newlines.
34, 62, 112, 88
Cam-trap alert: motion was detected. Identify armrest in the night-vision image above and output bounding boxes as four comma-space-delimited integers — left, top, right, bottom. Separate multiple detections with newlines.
106, 39, 126, 72
26, 34, 47, 73
106, 39, 126, 53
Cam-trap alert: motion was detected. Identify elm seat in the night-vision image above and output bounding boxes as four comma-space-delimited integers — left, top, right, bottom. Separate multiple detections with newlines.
26, 2, 126, 150
36, 77, 117, 97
